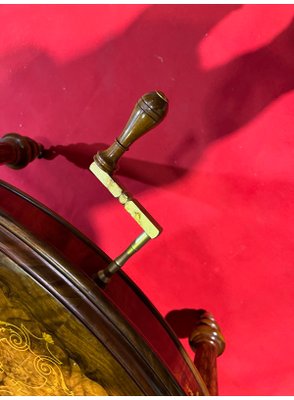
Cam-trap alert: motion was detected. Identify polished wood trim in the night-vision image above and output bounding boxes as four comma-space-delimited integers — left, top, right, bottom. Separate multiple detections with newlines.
189, 310, 225, 395
0, 212, 192, 395
0, 133, 43, 169
0, 179, 110, 261
0, 179, 209, 395
116, 272, 209, 394
0, 252, 140, 396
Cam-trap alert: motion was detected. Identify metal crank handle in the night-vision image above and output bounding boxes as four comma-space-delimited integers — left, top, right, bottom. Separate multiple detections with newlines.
90, 91, 169, 286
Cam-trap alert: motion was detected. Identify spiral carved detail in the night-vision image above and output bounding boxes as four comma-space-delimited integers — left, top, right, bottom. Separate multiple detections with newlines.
188, 310, 225, 396
189, 310, 225, 356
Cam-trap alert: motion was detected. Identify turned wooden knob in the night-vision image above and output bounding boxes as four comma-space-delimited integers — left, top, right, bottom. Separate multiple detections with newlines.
189, 310, 225, 395
189, 310, 225, 356
0, 133, 43, 169
94, 91, 168, 175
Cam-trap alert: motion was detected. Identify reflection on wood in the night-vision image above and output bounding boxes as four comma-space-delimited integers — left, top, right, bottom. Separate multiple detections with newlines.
189, 310, 225, 396
0, 253, 142, 396
0, 180, 208, 395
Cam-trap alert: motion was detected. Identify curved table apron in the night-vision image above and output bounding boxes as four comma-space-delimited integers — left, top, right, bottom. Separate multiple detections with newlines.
0, 179, 208, 396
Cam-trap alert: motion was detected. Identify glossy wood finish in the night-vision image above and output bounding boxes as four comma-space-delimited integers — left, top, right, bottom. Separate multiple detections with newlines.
95, 91, 168, 174
0, 214, 184, 395
0, 252, 139, 396
189, 310, 225, 395
0, 133, 43, 169
0, 180, 208, 395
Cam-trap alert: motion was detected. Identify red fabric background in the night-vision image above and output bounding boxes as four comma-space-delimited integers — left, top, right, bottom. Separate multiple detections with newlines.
1, 5, 294, 395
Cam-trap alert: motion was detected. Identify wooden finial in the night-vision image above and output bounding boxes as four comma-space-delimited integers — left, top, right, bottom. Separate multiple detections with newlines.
0, 133, 43, 169
94, 91, 168, 175
189, 310, 225, 395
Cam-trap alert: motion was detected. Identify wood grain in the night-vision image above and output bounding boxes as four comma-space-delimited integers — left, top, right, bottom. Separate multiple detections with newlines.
0, 209, 199, 395
0, 180, 208, 395
0, 253, 141, 396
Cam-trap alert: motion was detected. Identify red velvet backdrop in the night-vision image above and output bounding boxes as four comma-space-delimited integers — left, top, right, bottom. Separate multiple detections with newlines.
1, 5, 294, 395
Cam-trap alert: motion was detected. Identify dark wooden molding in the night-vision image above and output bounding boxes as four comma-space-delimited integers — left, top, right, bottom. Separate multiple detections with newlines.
0, 216, 184, 395
0, 180, 208, 395
0, 133, 43, 169
189, 310, 225, 395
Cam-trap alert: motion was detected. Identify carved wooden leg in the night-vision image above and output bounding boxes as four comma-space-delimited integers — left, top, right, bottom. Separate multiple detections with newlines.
0, 133, 43, 169
189, 310, 225, 395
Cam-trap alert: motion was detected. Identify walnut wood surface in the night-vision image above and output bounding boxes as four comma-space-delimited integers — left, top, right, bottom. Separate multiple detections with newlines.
0, 179, 208, 395
0, 252, 138, 396
0, 217, 186, 395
